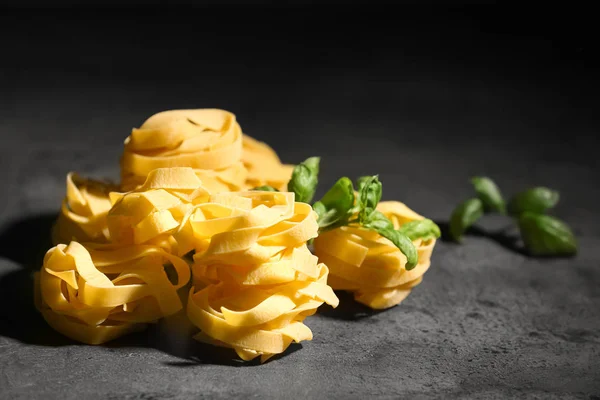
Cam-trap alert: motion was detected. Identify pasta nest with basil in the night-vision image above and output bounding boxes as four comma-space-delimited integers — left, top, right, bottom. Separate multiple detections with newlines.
313, 201, 436, 310
187, 190, 339, 362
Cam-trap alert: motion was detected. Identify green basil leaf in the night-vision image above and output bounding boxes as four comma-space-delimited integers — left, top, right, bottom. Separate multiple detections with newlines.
508, 187, 560, 216
398, 218, 441, 241
252, 185, 278, 192
358, 175, 382, 223
314, 177, 355, 229
288, 164, 313, 202
518, 212, 577, 256
288, 157, 320, 203
314, 207, 344, 231
356, 176, 371, 192
362, 210, 393, 231
471, 176, 505, 214
376, 228, 418, 270
302, 156, 320, 175
312, 201, 327, 220
449, 198, 484, 242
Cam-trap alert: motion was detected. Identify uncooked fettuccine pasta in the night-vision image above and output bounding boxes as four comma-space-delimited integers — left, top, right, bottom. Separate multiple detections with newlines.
107, 167, 209, 256
120, 109, 247, 193
187, 190, 339, 362
35, 241, 190, 344
37, 168, 206, 345
313, 201, 436, 310
52, 172, 117, 245
242, 134, 293, 191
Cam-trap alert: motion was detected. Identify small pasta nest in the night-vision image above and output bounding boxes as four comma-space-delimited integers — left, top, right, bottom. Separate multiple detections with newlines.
313, 201, 436, 310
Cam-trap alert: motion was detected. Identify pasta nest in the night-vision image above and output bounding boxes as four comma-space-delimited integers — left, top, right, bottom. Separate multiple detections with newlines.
313, 201, 436, 310
187, 191, 339, 362
38, 168, 205, 344
35, 241, 190, 345
120, 109, 292, 193
120, 109, 246, 192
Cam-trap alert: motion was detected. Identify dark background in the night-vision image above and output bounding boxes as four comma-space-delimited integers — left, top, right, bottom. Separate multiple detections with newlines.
1, 5, 599, 399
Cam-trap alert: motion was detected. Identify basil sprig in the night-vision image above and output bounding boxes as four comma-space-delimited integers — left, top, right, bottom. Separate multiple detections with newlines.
508, 187, 559, 216
313, 177, 355, 230
356, 175, 382, 222
255, 157, 320, 200
377, 228, 419, 269
314, 174, 440, 270
448, 177, 577, 256
400, 218, 442, 242
355, 176, 417, 268
255, 158, 441, 269
361, 210, 393, 231
314, 175, 419, 269
518, 212, 577, 256
449, 176, 506, 241
287, 157, 320, 203
449, 198, 484, 242
471, 176, 506, 214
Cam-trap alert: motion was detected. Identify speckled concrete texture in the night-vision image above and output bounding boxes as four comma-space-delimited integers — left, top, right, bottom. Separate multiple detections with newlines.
1, 9, 599, 399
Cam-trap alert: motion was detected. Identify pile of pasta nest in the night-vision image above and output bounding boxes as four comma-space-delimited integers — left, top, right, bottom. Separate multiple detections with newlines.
36, 109, 438, 362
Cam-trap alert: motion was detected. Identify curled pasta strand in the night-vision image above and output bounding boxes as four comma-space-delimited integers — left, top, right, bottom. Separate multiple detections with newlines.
107, 167, 209, 255
52, 172, 117, 245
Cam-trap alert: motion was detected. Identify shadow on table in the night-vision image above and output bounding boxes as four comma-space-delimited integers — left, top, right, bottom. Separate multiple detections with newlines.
434, 220, 528, 255
158, 342, 303, 367
317, 291, 388, 321
0, 213, 298, 366
0, 214, 70, 345
106, 320, 303, 368
434, 220, 577, 260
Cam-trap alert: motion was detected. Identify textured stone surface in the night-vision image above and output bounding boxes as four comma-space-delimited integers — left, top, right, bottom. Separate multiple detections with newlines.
1, 9, 599, 399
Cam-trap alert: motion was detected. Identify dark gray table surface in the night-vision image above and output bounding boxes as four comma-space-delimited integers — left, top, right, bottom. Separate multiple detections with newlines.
1, 9, 599, 399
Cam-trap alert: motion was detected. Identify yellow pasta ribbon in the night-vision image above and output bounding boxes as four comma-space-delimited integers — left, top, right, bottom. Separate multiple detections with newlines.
107, 167, 209, 255
313, 201, 436, 310
187, 191, 338, 362
52, 172, 118, 245
35, 241, 190, 345
120, 109, 247, 193
242, 134, 293, 191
